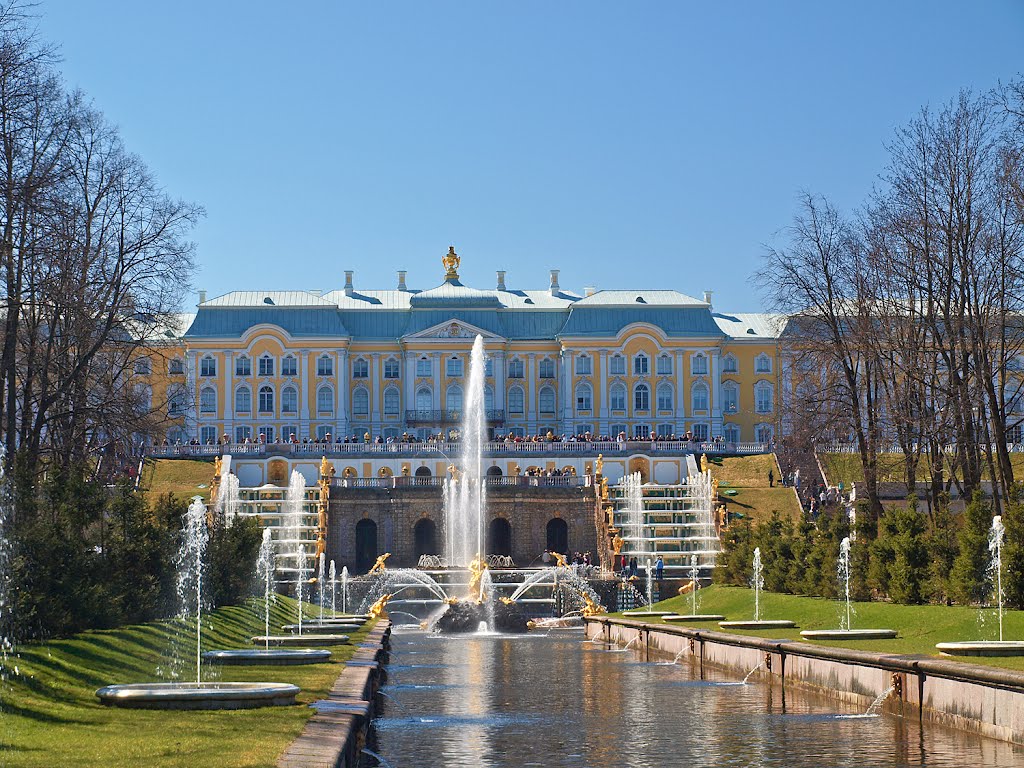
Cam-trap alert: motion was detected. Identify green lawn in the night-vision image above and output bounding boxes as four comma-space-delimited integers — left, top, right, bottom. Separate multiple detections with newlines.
709, 455, 802, 522
141, 458, 214, 505
820, 451, 1024, 487
1, 596, 372, 767
632, 585, 1024, 671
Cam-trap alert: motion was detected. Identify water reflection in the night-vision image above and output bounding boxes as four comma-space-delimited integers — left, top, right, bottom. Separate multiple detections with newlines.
363, 628, 1024, 767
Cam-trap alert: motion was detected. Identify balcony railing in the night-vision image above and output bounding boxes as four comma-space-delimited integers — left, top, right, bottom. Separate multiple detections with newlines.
404, 409, 505, 424
330, 474, 590, 489
146, 439, 771, 459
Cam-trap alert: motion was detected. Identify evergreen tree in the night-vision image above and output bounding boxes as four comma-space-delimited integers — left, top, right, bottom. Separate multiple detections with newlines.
949, 492, 994, 606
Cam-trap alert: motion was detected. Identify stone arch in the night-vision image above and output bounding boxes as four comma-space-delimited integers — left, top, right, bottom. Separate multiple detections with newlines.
628, 457, 650, 483
355, 519, 378, 573
486, 465, 502, 477
414, 518, 438, 558
546, 518, 568, 555
487, 517, 512, 557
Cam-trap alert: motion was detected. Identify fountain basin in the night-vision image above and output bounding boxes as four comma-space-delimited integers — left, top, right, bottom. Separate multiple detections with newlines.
95, 682, 300, 710
203, 649, 332, 665
719, 620, 797, 630
253, 634, 350, 647
800, 629, 897, 640
935, 641, 1024, 657
281, 623, 362, 633
622, 611, 676, 618
663, 614, 726, 622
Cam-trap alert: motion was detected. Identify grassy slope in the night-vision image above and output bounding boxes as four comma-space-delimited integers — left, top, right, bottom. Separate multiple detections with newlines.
632, 585, 1024, 671
820, 452, 1024, 487
141, 458, 214, 505
2, 597, 371, 768
708, 454, 802, 522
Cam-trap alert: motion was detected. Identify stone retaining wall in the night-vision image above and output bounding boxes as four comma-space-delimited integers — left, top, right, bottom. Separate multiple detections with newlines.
586, 617, 1024, 746
277, 620, 392, 768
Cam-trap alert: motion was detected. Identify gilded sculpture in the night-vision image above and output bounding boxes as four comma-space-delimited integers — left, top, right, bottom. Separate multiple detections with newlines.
442, 246, 460, 277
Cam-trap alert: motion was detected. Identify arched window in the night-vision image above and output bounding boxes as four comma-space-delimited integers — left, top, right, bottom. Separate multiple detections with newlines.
756, 423, 774, 443
691, 353, 708, 375
575, 382, 592, 412
634, 383, 650, 411
258, 385, 274, 413
383, 358, 400, 379
414, 466, 432, 477
355, 519, 378, 573
610, 382, 626, 411
486, 465, 503, 476
446, 384, 463, 413
200, 355, 216, 377
508, 386, 524, 415
281, 355, 298, 377
755, 353, 772, 374
575, 354, 591, 375
414, 519, 438, 558
352, 387, 369, 417
609, 354, 626, 375
416, 387, 432, 412
487, 518, 512, 557
281, 385, 298, 414
722, 381, 739, 413
724, 423, 741, 443
633, 353, 649, 376
235, 385, 252, 414
546, 518, 568, 555
656, 383, 673, 411
755, 381, 774, 413
508, 358, 525, 378
722, 354, 738, 374
538, 359, 555, 379
317, 385, 333, 414
352, 358, 369, 378
200, 386, 217, 414
484, 385, 494, 413
258, 355, 274, 377
539, 386, 556, 415
317, 354, 333, 376
168, 384, 188, 416
384, 387, 400, 416
656, 354, 673, 375
691, 382, 709, 412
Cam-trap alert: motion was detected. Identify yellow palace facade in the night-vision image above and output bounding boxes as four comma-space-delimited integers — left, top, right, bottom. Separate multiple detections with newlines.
145, 251, 783, 447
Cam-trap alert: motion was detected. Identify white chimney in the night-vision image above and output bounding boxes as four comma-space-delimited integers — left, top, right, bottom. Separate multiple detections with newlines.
496, 270, 507, 291
549, 269, 560, 296
397, 270, 407, 291
703, 290, 713, 309
198, 290, 207, 304
344, 270, 354, 297
584, 286, 596, 297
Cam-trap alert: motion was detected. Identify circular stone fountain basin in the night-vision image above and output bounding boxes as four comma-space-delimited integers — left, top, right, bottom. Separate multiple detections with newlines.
202, 649, 331, 665
719, 620, 797, 630
935, 641, 1024, 657
800, 629, 897, 640
622, 611, 677, 618
253, 634, 350, 647
95, 682, 300, 710
281, 623, 362, 634
663, 614, 726, 622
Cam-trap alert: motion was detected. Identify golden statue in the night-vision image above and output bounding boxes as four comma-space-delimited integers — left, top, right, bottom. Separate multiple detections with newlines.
581, 593, 605, 617
467, 554, 488, 601
512, 463, 521, 476
549, 550, 568, 568
442, 246, 460, 278
368, 552, 391, 575
612, 535, 623, 555
319, 455, 331, 478
700, 454, 709, 473
448, 463, 460, 482
596, 453, 604, 476
368, 593, 392, 619
600, 476, 609, 501
213, 456, 223, 479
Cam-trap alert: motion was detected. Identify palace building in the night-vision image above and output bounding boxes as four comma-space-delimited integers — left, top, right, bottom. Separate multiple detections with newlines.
143, 249, 784, 449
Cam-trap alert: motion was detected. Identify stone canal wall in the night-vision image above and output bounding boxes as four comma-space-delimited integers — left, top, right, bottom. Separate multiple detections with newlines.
277, 620, 392, 768
585, 617, 1024, 746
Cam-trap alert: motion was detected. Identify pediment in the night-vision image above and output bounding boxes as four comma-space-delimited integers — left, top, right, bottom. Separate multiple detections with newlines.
403, 318, 506, 342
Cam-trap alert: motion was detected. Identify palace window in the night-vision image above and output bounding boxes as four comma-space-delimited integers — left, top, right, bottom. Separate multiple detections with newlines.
692, 423, 709, 441
446, 357, 464, 377
575, 383, 592, 412
657, 423, 674, 438
634, 383, 650, 411
281, 386, 298, 414
539, 386, 556, 415
258, 385, 274, 413
633, 353, 649, 376
722, 354, 738, 374
282, 425, 299, 441
258, 355, 274, 377
446, 384, 463, 413
610, 423, 627, 438
168, 357, 185, 375
316, 425, 332, 440
134, 357, 151, 375
484, 386, 494, 413
609, 355, 626, 375
317, 354, 333, 376
691, 353, 708, 376
508, 386, 525, 415
724, 423, 741, 443
575, 355, 592, 375
755, 353, 772, 374
610, 382, 626, 411
755, 381, 774, 413
200, 386, 219, 415
691, 382, 709, 412
538, 359, 555, 379
352, 387, 369, 417
722, 382, 738, 413
167, 385, 187, 417
416, 357, 432, 377
352, 358, 369, 378
235, 386, 252, 414
656, 354, 672, 375
508, 358, 524, 378
384, 358, 400, 379
383, 387, 400, 416
235, 425, 251, 443
134, 384, 152, 412
317, 385, 333, 414
416, 387, 432, 411
281, 355, 298, 377
258, 425, 275, 443
236, 356, 251, 376
485, 358, 493, 377
199, 426, 217, 445
756, 423, 775, 443
634, 424, 650, 439
200, 356, 216, 377
657, 383, 673, 411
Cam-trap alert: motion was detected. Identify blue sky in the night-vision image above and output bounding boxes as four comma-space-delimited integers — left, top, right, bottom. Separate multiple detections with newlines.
36, 1, 1024, 311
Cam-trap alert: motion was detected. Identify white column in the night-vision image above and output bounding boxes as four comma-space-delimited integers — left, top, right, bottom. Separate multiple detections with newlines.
432, 353, 441, 411
337, 349, 349, 437
526, 354, 536, 433
224, 351, 234, 439
711, 350, 723, 437
598, 351, 608, 432
560, 349, 573, 431
404, 351, 415, 424
493, 350, 505, 413
676, 351, 687, 431
299, 351, 310, 422
370, 353, 381, 434
185, 351, 199, 440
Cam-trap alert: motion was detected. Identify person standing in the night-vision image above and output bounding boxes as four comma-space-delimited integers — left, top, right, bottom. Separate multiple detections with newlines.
655, 555, 664, 582
768, 469, 774, 487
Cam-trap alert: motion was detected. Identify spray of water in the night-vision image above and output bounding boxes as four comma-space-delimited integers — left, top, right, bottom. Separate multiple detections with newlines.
751, 547, 764, 622
257, 528, 274, 650
329, 559, 337, 615
341, 566, 350, 614
838, 537, 852, 631
176, 497, 210, 684
989, 516, 1005, 642
690, 554, 700, 616
285, 471, 307, 635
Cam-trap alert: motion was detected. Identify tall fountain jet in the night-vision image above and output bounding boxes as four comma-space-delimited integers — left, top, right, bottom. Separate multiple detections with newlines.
443, 334, 487, 567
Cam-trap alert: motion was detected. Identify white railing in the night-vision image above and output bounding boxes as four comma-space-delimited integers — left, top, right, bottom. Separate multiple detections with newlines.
331, 474, 587, 489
